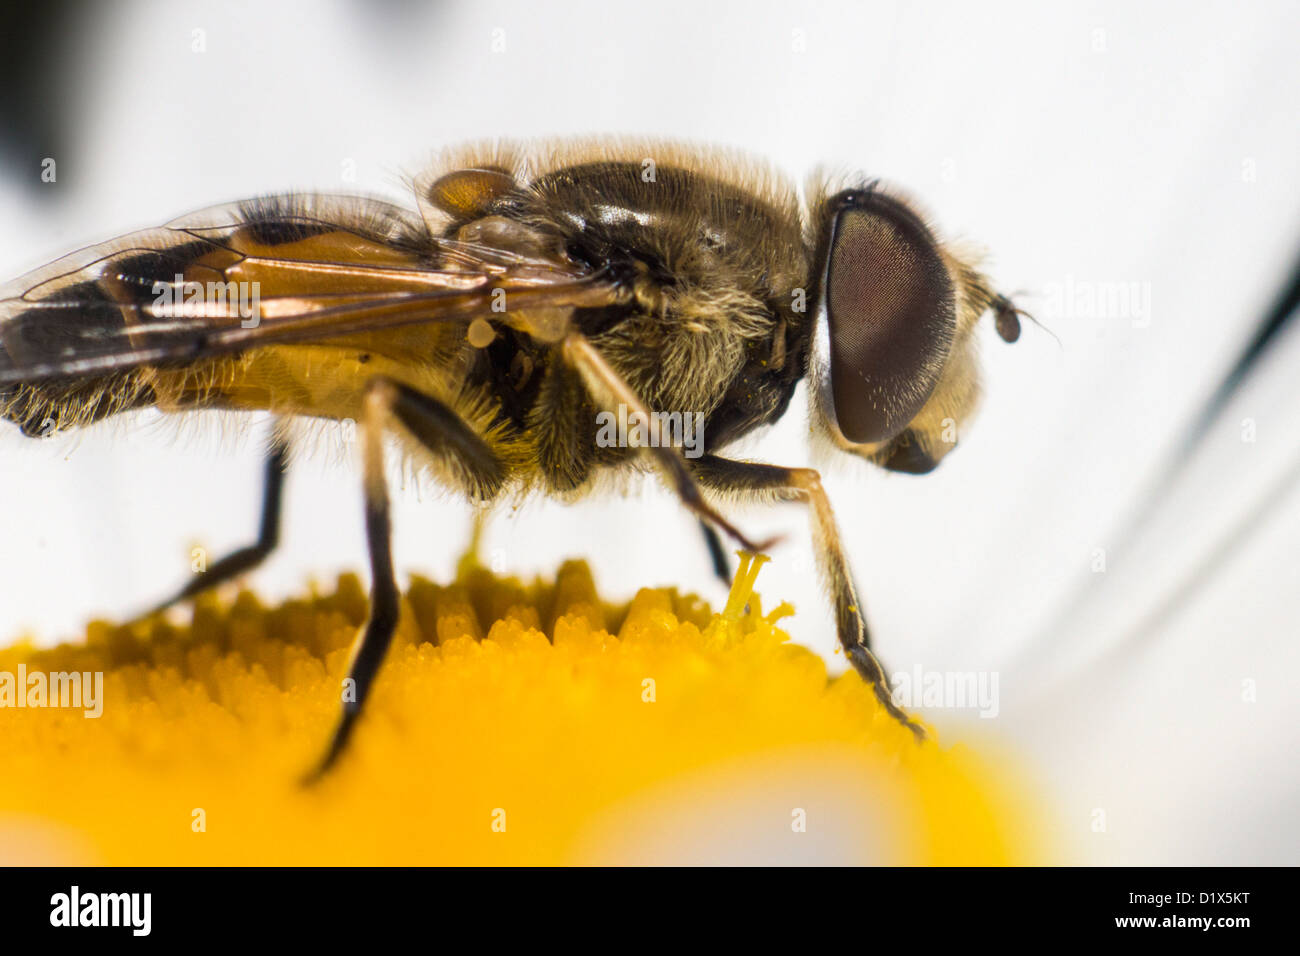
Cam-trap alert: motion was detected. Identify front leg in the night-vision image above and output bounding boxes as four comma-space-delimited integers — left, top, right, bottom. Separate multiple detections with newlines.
691, 455, 926, 742
560, 332, 776, 554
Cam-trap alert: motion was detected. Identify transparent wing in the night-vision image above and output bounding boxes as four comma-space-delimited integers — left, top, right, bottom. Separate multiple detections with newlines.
0, 194, 622, 387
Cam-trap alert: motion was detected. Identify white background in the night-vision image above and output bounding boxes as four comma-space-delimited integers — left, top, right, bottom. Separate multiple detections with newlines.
0, 0, 1297, 864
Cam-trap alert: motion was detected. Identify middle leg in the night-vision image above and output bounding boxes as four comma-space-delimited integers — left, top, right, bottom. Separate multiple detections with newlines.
305, 376, 505, 780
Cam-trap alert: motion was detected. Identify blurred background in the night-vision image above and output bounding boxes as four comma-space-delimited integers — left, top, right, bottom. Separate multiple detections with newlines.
0, 0, 1296, 864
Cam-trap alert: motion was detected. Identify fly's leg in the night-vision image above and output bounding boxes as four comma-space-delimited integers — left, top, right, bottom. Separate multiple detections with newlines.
699, 520, 732, 587
305, 376, 503, 782
560, 332, 778, 555
142, 431, 289, 617
690, 454, 926, 742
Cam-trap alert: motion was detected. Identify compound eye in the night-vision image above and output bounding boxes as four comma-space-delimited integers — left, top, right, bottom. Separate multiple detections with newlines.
824, 192, 956, 444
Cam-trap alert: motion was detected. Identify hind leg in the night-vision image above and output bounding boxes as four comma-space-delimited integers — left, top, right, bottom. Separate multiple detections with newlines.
142, 430, 290, 617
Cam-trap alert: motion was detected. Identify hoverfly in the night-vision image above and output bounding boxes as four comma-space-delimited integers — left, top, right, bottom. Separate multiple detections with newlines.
0, 139, 1025, 777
